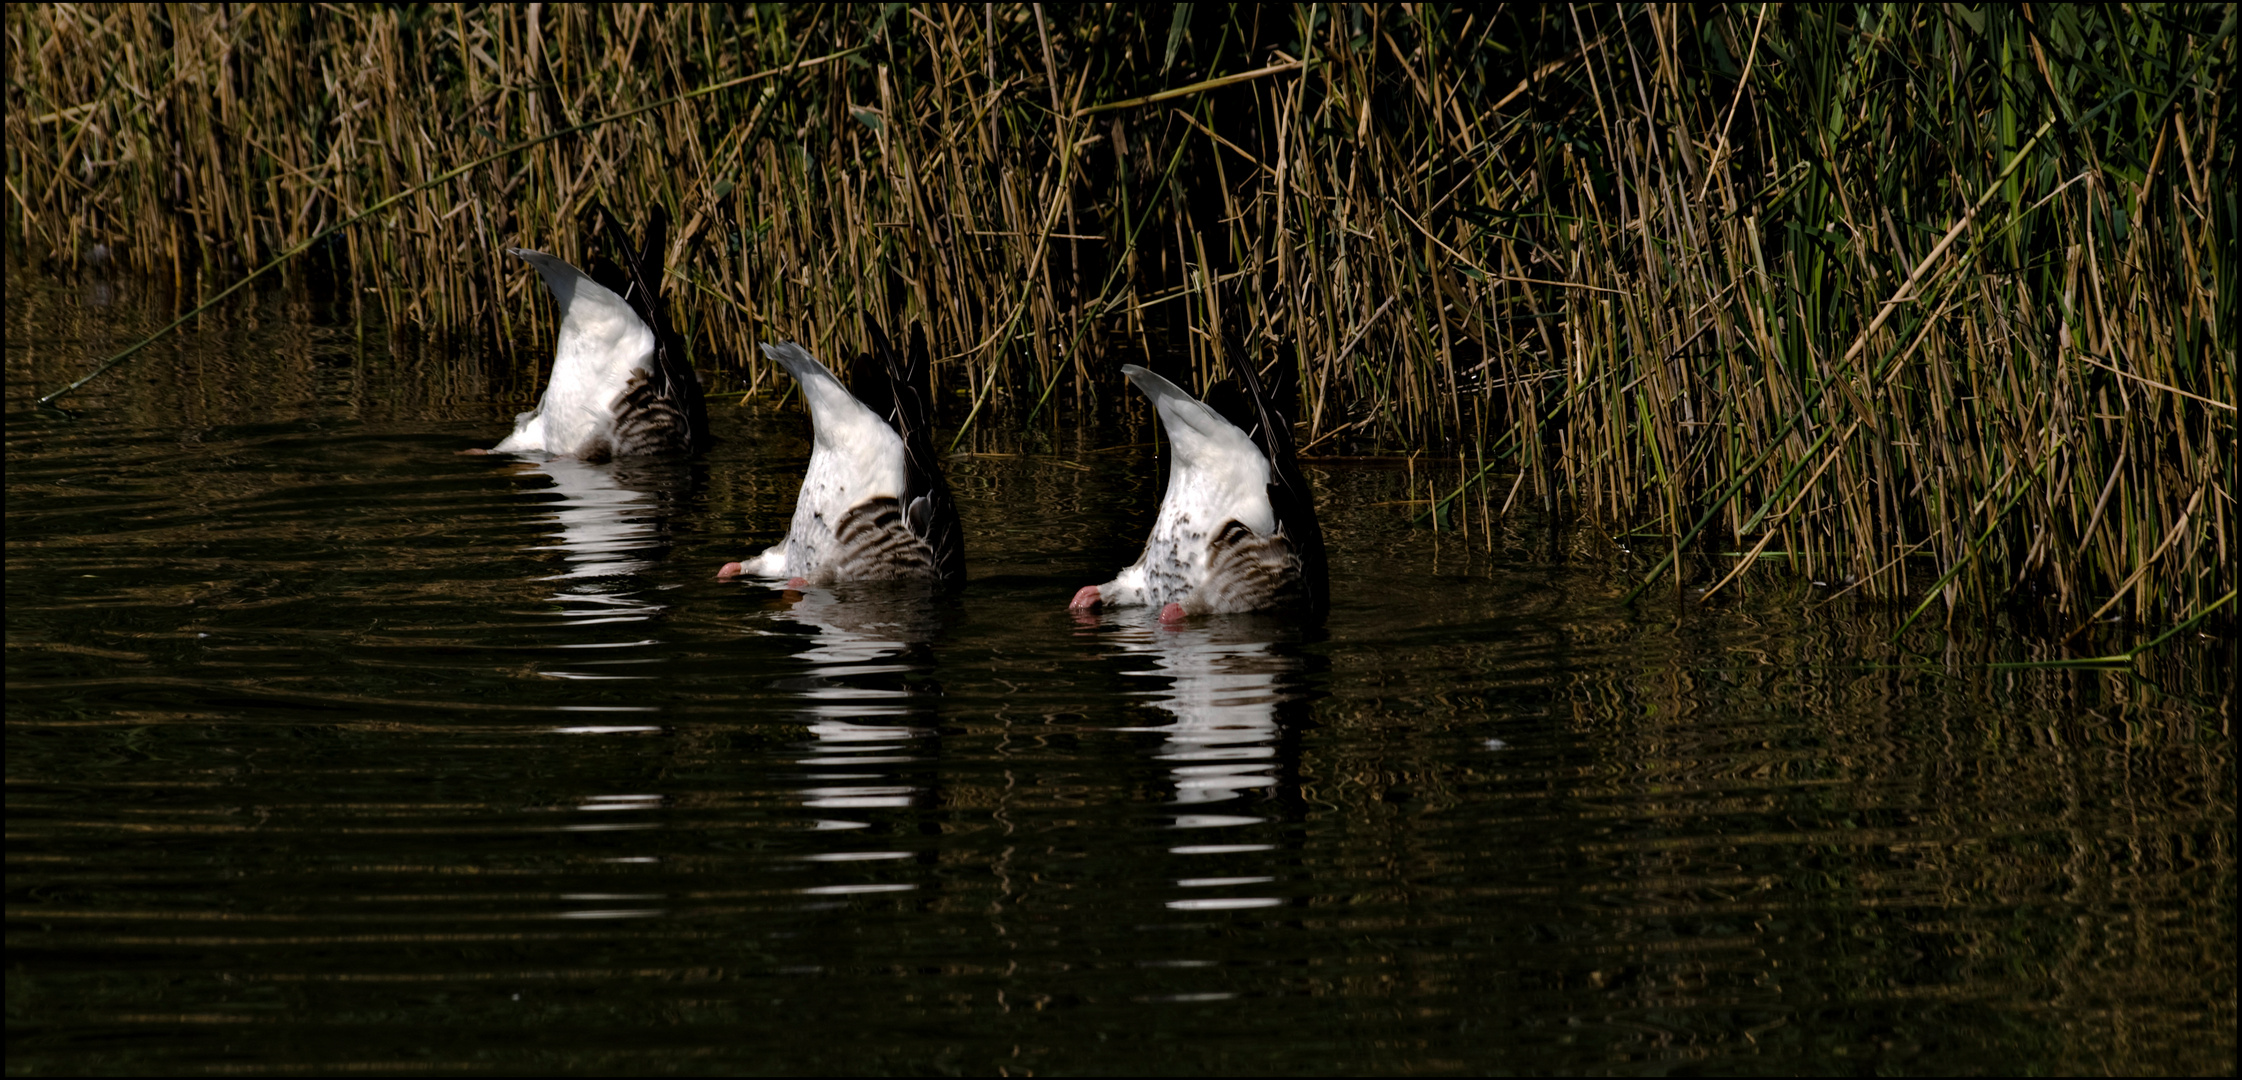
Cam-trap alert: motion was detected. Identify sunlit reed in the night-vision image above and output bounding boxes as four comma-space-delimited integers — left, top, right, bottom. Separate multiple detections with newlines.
7, 4, 2230, 629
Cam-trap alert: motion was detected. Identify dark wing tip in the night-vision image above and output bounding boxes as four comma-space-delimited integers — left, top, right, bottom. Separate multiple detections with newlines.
865, 314, 964, 587
1236, 346, 1327, 616
609, 201, 707, 453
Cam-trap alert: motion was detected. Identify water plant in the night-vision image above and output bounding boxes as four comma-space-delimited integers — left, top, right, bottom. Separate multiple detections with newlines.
7, 4, 2230, 634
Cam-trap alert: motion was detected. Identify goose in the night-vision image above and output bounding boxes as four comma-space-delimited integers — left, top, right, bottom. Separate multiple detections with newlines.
718, 321, 965, 586
1070, 359, 1326, 622
482, 208, 709, 460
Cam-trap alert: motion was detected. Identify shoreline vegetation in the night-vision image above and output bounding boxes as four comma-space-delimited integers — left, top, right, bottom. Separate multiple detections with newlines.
6, 4, 2232, 636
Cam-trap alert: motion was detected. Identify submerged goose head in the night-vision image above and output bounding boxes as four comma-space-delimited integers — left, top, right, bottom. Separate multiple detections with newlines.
718, 321, 965, 587
483, 209, 708, 461
1070, 359, 1326, 622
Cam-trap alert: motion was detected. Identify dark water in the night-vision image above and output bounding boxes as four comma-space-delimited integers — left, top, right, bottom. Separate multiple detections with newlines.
7, 269, 2234, 1076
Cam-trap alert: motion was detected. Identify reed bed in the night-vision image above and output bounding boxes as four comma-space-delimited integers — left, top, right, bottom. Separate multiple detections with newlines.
7, 4, 2231, 631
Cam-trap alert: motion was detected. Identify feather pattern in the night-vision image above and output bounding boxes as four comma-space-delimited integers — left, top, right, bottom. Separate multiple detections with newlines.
854, 321, 966, 584
490, 209, 708, 460
723, 327, 964, 586
1075, 362, 1326, 618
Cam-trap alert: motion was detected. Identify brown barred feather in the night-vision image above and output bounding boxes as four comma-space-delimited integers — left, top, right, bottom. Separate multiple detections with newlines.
1182, 519, 1311, 615
810, 496, 944, 584
608, 369, 699, 458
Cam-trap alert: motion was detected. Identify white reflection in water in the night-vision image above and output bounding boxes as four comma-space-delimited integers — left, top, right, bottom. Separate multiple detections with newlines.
1109, 623, 1300, 814
767, 584, 945, 894
529, 458, 659, 577
502, 461, 691, 872
576, 794, 662, 812
1101, 618, 1318, 917
1165, 898, 1284, 911
506, 459, 682, 701
514, 457, 670, 636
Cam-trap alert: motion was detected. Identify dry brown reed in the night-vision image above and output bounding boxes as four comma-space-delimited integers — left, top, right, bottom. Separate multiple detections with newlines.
6, 4, 2231, 633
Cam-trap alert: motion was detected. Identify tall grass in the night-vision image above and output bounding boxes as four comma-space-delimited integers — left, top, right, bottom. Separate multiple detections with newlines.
6, 4, 2230, 631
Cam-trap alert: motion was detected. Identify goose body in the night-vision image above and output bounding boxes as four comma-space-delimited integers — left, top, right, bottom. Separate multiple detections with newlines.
1071, 362, 1325, 621
720, 324, 964, 586
489, 212, 707, 460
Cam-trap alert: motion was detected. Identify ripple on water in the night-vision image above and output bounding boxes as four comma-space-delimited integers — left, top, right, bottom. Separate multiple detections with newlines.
5, 265, 2234, 1075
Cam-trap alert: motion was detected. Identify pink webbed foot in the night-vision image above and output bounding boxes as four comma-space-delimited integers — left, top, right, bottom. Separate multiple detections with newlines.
785, 577, 810, 590
457, 447, 491, 455
716, 562, 745, 580
1069, 585, 1104, 612
1158, 602, 1188, 624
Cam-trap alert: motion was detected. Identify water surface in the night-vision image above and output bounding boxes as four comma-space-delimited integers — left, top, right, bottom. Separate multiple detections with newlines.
6, 268, 2234, 1074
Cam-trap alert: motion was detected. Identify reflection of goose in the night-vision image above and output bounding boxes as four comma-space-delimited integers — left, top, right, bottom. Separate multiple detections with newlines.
487, 209, 709, 460
720, 322, 964, 585
517, 458, 674, 727
1071, 360, 1325, 621
516, 457, 675, 629
1109, 619, 1315, 913
530, 457, 660, 581
770, 584, 947, 821
1113, 622, 1293, 809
